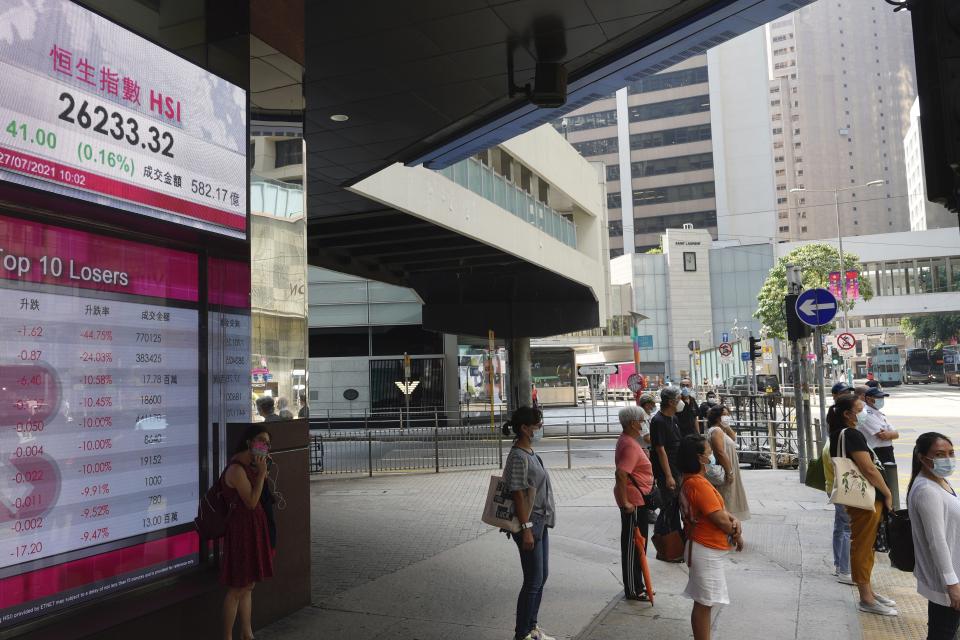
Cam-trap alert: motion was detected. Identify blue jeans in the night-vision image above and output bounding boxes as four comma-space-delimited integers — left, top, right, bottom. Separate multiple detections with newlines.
513, 526, 549, 639
833, 503, 851, 574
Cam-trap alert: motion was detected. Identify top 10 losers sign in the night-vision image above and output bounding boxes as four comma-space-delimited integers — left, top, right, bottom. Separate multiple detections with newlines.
0, 0, 247, 237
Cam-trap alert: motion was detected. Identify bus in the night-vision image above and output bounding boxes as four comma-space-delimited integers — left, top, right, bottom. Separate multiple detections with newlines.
867, 344, 902, 385
903, 348, 933, 384
930, 348, 947, 383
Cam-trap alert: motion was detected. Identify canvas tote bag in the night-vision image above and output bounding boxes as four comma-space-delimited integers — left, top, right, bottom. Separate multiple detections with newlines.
829, 429, 876, 510
481, 452, 536, 533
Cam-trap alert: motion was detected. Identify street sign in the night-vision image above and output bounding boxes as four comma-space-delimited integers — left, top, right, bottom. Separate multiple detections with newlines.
636, 335, 654, 349
578, 364, 618, 376
795, 288, 838, 327
741, 351, 751, 362
762, 345, 774, 361
805, 353, 817, 361
718, 342, 733, 358
627, 373, 642, 393
687, 340, 700, 352
836, 332, 856, 351
721, 332, 729, 343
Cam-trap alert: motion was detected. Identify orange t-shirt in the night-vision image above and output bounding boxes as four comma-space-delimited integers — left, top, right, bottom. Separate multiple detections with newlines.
680, 473, 731, 550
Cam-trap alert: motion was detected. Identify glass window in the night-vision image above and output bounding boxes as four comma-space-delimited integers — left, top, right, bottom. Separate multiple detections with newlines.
274, 138, 302, 168
624, 66, 708, 93
903, 261, 914, 294
628, 95, 710, 122
631, 152, 713, 178
632, 182, 715, 207
629, 124, 711, 150
932, 257, 948, 293
571, 137, 618, 157
916, 259, 932, 294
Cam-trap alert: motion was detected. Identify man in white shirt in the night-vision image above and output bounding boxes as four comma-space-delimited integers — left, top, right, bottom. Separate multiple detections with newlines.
858, 387, 898, 465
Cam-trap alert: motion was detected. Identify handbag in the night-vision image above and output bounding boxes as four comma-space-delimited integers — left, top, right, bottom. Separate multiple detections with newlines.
886, 508, 915, 572
703, 427, 726, 486
829, 429, 876, 510
804, 455, 826, 492
629, 474, 663, 511
651, 497, 685, 562
874, 510, 890, 553
481, 451, 537, 533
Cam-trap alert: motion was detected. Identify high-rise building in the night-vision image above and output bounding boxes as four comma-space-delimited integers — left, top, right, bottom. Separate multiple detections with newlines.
560, 56, 716, 257
765, 2, 917, 240
904, 98, 955, 231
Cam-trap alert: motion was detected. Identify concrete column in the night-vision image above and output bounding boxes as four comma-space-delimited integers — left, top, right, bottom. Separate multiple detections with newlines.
508, 337, 532, 411
442, 333, 460, 420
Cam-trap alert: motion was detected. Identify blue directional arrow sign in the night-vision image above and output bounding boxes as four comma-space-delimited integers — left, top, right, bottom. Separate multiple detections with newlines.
795, 288, 838, 327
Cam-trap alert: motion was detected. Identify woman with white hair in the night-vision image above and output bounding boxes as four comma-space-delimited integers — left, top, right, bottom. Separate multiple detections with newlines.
614, 406, 655, 600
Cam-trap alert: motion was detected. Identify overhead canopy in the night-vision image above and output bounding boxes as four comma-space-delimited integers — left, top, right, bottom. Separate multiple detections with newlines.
290, 0, 814, 337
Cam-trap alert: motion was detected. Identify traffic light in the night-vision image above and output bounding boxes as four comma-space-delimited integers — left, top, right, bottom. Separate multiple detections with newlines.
831, 349, 842, 366
749, 337, 762, 361
785, 293, 813, 342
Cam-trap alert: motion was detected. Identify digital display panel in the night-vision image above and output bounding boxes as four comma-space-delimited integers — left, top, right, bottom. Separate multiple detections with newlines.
0, 0, 247, 237
0, 214, 201, 626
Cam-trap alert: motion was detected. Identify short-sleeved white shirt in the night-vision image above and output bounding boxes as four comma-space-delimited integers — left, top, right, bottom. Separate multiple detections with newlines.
857, 404, 892, 450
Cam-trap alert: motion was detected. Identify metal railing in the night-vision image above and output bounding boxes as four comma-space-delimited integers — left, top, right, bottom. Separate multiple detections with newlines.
310, 425, 503, 476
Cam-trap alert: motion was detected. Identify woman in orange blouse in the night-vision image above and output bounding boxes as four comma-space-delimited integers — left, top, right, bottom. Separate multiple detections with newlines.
679, 434, 745, 640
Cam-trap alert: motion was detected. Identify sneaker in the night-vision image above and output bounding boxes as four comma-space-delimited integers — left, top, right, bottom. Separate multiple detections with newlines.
858, 601, 899, 617
874, 594, 897, 607
837, 573, 855, 585
832, 567, 839, 577
532, 627, 557, 640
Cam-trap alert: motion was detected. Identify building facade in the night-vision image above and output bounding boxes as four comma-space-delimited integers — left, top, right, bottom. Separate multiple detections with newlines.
560, 56, 716, 257
766, 2, 918, 240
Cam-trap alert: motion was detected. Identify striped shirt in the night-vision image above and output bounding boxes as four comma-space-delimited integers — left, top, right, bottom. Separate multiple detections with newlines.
503, 446, 556, 527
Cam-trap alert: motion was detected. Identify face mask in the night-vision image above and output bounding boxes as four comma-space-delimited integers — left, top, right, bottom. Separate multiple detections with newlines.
707, 396, 716, 404
929, 457, 956, 479
532, 426, 543, 442
680, 387, 690, 397
874, 398, 885, 410
720, 415, 732, 427
855, 408, 868, 426
250, 441, 269, 457
708, 453, 716, 465
675, 400, 686, 414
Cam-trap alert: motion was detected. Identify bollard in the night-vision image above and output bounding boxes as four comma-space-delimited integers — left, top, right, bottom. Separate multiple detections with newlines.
566, 421, 572, 470
883, 463, 900, 510
367, 431, 373, 477
434, 427, 440, 474
767, 420, 778, 470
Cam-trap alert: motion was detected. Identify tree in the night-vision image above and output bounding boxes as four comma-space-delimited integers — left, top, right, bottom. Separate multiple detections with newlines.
645, 246, 663, 254
754, 243, 873, 339
900, 314, 960, 345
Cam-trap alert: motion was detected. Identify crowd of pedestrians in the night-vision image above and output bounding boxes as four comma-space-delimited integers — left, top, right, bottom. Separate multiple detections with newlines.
493, 374, 958, 640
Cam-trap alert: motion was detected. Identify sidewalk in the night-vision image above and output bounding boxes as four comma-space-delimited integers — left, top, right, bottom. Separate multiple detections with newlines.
257, 466, 925, 640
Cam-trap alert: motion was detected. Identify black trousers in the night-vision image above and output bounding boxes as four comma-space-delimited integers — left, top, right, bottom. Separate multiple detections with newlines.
619, 506, 649, 597
927, 600, 960, 640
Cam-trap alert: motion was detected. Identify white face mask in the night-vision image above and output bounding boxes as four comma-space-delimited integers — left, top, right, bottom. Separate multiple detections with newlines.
720, 415, 732, 427
855, 408, 868, 426
675, 399, 686, 414
874, 398, 885, 410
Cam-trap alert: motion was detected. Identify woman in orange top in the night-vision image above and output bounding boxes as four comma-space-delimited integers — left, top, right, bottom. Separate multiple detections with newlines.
679, 434, 745, 640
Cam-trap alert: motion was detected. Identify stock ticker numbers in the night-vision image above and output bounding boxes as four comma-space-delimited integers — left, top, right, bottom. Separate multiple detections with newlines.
0, 287, 199, 569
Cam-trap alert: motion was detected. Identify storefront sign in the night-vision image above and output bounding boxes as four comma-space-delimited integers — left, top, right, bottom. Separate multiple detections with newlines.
0, 0, 247, 237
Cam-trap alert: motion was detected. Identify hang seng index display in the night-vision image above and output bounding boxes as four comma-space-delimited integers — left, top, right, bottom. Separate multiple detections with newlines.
0, 216, 200, 573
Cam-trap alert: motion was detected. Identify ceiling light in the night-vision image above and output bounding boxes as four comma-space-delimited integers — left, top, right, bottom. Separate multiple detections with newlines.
330, 114, 349, 122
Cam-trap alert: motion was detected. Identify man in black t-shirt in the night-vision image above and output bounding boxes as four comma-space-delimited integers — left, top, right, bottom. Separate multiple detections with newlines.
650, 387, 683, 498
675, 379, 699, 437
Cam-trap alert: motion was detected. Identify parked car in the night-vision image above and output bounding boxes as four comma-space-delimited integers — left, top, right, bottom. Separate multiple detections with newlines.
726, 375, 780, 394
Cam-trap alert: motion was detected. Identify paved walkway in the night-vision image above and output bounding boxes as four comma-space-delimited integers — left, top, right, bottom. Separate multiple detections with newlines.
257, 466, 929, 640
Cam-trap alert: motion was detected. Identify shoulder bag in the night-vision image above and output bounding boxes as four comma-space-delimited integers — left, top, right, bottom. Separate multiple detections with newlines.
829, 429, 876, 510
481, 451, 536, 533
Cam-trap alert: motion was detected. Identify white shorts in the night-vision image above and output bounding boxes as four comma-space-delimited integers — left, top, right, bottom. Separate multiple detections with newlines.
683, 540, 730, 606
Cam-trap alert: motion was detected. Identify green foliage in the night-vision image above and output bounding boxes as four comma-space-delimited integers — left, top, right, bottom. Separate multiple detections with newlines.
645, 246, 663, 254
754, 243, 873, 339
900, 314, 960, 345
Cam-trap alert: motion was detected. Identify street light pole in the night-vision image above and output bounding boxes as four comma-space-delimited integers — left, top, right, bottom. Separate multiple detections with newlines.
791, 179, 883, 386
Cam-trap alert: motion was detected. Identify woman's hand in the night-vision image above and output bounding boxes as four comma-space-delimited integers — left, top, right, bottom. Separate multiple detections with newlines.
521, 529, 535, 551
734, 534, 744, 552
947, 583, 960, 610
624, 503, 636, 514
882, 489, 893, 512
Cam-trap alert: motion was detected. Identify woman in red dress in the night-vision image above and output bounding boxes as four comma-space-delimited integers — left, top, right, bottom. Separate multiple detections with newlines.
221, 425, 274, 640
